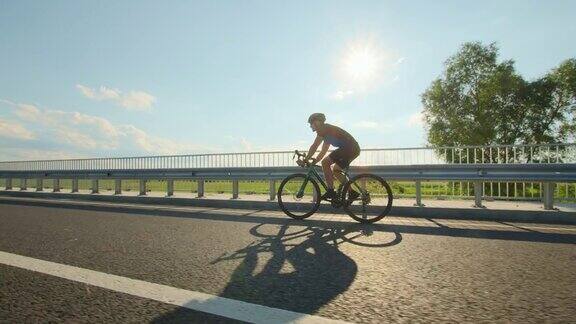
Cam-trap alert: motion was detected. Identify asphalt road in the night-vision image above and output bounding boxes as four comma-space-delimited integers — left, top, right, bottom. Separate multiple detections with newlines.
1, 197, 575, 323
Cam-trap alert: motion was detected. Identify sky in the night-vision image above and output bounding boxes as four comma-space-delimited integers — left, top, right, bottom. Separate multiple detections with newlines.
0, 0, 575, 161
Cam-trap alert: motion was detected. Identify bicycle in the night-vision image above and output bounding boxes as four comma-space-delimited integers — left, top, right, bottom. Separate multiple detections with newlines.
277, 150, 393, 223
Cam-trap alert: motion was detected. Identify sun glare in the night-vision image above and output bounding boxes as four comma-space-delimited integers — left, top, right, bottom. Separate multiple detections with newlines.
340, 42, 383, 83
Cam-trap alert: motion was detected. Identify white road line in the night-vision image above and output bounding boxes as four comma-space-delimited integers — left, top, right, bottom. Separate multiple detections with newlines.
0, 251, 349, 324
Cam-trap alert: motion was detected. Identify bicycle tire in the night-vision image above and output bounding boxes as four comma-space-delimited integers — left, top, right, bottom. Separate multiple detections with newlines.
342, 174, 393, 223
277, 173, 321, 220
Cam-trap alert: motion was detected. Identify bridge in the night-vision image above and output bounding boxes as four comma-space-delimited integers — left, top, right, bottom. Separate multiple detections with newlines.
1, 144, 575, 322
1, 144, 576, 213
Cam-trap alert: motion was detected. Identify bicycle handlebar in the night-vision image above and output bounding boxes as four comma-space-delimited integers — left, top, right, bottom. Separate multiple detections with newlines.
293, 150, 314, 167
294, 150, 306, 158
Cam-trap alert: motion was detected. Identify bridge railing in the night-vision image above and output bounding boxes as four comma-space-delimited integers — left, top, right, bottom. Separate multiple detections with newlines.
1, 143, 575, 171
1, 163, 575, 211
1, 143, 575, 211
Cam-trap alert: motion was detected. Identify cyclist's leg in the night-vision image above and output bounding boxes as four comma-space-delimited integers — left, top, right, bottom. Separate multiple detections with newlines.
332, 164, 347, 186
324, 147, 347, 190
321, 156, 336, 190
333, 146, 360, 194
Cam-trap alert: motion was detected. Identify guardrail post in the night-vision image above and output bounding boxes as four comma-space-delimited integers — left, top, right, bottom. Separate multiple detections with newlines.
91, 179, 99, 194
414, 181, 424, 207
36, 179, 43, 192
232, 180, 239, 199
71, 179, 79, 193
269, 180, 276, 201
114, 179, 121, 195
20, 178, 27, 191
53, 179, 60, 192
167, 179, 174, 197
473, 181, 483, 208
139, 179, 146, 196
5, 178, 12, 190
197, 180, 204, 197
543, 182, 555, 210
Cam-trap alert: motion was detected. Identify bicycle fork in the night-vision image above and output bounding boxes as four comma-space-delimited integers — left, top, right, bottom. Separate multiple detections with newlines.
296, 177, 309, 199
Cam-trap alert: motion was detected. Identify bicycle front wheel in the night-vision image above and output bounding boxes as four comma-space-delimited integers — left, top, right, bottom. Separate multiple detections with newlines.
342, 174, 393, 223
277, 173, 321, 220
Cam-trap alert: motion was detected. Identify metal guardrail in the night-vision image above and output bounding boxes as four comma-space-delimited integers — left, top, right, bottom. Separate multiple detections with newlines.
1, 164, 575, 181
1, 143, 575, 211
1, 164, 575, 210
1, 143, 575, 171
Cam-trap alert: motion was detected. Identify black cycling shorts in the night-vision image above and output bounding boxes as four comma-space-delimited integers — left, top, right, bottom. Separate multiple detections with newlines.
329, 144, 360, 169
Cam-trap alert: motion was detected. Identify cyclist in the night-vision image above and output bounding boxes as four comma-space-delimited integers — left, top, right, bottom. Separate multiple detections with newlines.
303, 113, 360, 201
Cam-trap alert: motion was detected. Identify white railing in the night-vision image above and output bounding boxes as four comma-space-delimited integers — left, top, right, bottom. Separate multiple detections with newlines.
1, 143, 575, 171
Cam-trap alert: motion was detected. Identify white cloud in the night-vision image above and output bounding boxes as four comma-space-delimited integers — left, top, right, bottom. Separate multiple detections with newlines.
408, 111, 424, 127
53, 127, 111, 149
0, 98, 17, 107
76, 84, 155, 111
119, 125, 200, 154
15, 104, 41, 122
76, 84, 120, 101
68, 111, 119, 137
353, 120, 379, 129
395, 57, 405, 65
0, 118, 35, 140
331, 89, 355, 101
0, 148, 86, 161
5, 103, 120, 149
119, 91, 156, 110
1, 99, 202, 156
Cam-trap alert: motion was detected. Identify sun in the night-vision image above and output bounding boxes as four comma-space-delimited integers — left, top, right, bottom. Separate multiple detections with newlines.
340, 42, 383, 83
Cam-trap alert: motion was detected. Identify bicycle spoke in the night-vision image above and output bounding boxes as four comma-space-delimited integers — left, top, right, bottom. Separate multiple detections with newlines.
343, 174, 393, 223
278, 174, 320, 219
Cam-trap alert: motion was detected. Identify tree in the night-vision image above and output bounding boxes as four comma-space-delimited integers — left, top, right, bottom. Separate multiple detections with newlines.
422, 42, 525, 147
422, 42, 576, 148
524, 58, 576, 143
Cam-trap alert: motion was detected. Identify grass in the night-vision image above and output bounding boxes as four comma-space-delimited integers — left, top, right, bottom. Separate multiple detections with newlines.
1, 178, 574, 202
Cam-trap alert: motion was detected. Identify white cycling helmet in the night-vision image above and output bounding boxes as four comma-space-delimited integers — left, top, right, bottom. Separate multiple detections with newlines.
308, 113, 326, 124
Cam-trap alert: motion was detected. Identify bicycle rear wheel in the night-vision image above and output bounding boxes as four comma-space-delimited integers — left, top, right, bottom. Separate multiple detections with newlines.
277, 174, 321, 220
342, 174, 393, 223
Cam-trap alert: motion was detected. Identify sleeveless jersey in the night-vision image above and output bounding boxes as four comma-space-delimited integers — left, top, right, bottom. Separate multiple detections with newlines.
317, 124, 358, 148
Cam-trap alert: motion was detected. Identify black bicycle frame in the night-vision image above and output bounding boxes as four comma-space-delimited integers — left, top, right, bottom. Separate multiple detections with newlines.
297, 165, 363, 197
297, 166, 325, 197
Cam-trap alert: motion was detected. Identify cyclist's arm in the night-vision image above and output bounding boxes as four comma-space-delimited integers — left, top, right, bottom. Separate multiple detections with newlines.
305, 136, 323, 160
314, 141, 330, 162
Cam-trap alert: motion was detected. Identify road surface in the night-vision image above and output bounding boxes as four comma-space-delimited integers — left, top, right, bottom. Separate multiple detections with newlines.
1, 197, 575, 323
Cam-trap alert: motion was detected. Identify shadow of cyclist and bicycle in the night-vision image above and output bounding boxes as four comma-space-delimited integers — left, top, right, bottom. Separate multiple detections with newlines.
3, 197, 572, 322
148, 212, 575, 322
151, 222, 401, 322
4, 198, 573, 245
